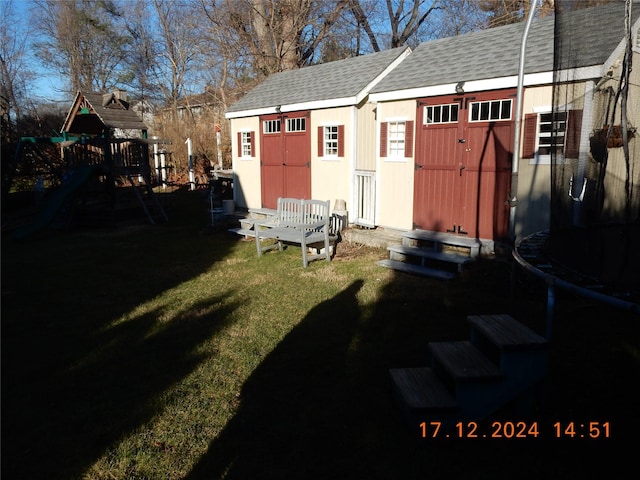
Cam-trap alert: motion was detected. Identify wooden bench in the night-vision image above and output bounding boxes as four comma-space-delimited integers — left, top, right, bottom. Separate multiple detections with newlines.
255, 197, 332, 268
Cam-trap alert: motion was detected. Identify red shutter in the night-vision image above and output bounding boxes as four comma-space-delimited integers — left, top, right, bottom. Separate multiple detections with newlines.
338, 125, 344, 157
565, 109, 583, 158
522, 114, 538, 159
317, 126, 324, 157
237, 132, 242, 157
249, 131, 255, 157
380, 122, 388, 157
404, 121, 414, 158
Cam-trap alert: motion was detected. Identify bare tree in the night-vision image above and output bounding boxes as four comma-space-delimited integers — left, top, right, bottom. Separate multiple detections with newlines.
348, 0, 443, 51
203, 0, 349, 78
151, 0, 204, 119
33, 0, 130, 94
1, 0, 32, 141
122, 0, 162, 103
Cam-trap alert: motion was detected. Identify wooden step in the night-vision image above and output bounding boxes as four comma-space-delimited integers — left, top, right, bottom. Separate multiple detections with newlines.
247, 207, 276, 218
467, 314, 549, 387
377, 259, 456, 280
402, 230, 483, 257
428, 341, 503, 383
467, 314, 548, 351
389, 367, 458, 411
388, 245, 474, 272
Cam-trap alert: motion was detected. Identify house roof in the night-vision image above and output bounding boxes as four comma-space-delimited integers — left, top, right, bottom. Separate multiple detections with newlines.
62, 91, 148, 135
370, 1, 640, 101
225, 46, 411, 118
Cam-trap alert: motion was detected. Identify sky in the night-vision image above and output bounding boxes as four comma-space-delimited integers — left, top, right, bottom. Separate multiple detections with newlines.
5, 0, 69, 104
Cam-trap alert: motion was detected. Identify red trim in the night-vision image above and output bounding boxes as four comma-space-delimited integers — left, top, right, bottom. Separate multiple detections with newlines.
405, 121, 414, 158
380, 122, 388, 157
522, 114, 538, 159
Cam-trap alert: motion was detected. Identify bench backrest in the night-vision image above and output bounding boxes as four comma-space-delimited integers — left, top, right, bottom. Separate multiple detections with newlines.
276, 197, 330, 230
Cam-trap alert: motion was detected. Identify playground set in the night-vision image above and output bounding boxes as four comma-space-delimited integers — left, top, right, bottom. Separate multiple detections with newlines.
3, 90, 171, 239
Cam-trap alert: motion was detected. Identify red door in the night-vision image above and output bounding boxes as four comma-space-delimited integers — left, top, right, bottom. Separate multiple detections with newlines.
260, 112, 311, 209
414, 90, 514, 240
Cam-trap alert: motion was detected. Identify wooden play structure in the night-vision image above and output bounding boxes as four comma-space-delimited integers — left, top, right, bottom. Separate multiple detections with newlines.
3, 90, 169, 238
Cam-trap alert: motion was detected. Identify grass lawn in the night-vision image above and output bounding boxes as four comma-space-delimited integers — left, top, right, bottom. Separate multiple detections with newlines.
2, 190, 639, 479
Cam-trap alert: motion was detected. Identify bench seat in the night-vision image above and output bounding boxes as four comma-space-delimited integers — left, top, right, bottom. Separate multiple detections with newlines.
255, 198, 332, 268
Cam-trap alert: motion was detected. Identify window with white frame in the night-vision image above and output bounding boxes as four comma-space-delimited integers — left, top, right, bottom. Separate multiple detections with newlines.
240, 132, 253, 157
263, 119, 281, 134
424, 103, 459, 125
286, 117, 306, 132
537, 111, 567, 158
324, 125, 339, 156
469, 99, 512, 122
388, 121, 406, 157
524, 109, 574, 165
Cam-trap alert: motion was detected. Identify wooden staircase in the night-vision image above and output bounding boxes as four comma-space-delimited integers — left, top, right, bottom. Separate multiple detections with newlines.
378, 230, 484, 279
389, 314, 549, 429
228, 207, 276, 238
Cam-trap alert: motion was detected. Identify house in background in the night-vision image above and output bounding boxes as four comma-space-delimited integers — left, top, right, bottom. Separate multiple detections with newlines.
224, 46, 411, 215
225, 2, 639, 253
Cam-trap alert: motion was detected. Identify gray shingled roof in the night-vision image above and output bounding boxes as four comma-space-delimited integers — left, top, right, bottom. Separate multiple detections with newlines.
83, 92, 148, 130
63, 91, 148, 134
371, 1, 638, 95
226, 46, 409, 114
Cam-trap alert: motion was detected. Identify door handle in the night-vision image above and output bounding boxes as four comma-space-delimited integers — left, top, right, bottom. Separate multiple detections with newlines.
459, 164, 466, 176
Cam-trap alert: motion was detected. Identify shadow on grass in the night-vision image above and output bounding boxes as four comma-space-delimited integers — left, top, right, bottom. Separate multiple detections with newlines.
185, 279, 366, 479
4, 296, 239, 479
1, 191, 240, 479
183, 261, 639, 479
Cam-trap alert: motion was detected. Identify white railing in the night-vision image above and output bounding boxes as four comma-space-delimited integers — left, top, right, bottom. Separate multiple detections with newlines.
354, 170, 375, 227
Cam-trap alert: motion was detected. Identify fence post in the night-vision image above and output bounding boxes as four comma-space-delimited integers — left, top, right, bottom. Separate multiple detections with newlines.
186, 137, 195, 191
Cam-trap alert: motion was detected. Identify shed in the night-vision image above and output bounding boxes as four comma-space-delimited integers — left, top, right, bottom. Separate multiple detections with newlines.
368, 2, 640, 245
225, 47, 410, 212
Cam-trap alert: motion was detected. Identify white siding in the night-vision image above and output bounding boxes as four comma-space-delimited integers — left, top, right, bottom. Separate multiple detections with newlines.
311, 107, 352, 212
376, 99, 416, 230
231, 117, 261, 209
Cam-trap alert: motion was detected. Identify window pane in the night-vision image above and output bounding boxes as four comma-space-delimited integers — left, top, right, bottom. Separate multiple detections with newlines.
388, 121, 405, 156
536, 110, 566, 158
471, 103, 479, 121
263, 120, 280, 134
501, 100, 512, 119
287, 117, 306, 132
490, 101, 500, 120
433, 106, 442, 123
324, 126, 338, 155
241, 132, 252, 156
480, 102, 490, 120
469, 99, 512, 122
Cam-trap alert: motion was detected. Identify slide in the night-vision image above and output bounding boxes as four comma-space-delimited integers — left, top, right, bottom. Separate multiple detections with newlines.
12, 165, 96, 240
